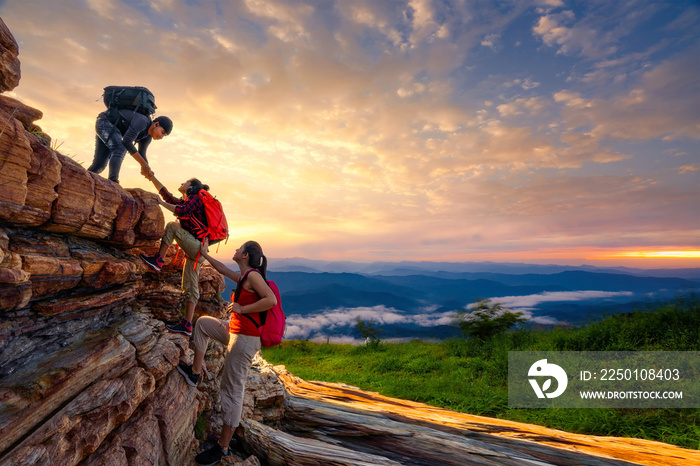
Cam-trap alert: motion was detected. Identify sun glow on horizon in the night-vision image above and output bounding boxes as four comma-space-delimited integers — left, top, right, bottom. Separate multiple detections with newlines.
608, 251, 700, 259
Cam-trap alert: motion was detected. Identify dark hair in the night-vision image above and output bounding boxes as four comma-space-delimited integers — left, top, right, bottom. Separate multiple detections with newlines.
185, 178, 209, 196
242, 241, 267, 280
154, 116, 173, 135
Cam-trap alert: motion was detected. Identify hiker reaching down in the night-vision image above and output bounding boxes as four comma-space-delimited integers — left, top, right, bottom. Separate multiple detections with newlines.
140, 175, 210, 337
87, 109, 172, 184
176, 239, 276, 465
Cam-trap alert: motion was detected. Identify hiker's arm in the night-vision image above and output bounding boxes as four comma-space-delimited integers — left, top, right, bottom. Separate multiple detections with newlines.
153, 182, 178, 214
156, 197, 177, 214
130, 151, 149, 172
234, 273, 276, 314
122, 115, 151, 175
148, 175, 165, 192
158, 186, 184, 205
199, 243, 239, 281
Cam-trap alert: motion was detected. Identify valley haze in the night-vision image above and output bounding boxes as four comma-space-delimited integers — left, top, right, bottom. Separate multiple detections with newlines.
219, 259, 699, 344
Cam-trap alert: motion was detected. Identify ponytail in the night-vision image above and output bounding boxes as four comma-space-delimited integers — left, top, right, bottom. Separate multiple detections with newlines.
242, 241, 267, 280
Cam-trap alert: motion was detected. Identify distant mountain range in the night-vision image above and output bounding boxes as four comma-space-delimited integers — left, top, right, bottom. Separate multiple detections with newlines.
270, 258, 700, 280
219, 260, 699, 343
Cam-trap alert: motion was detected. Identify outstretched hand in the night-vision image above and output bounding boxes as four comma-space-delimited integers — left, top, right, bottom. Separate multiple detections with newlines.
141, 165, 155, 180
200, 238, 210, 255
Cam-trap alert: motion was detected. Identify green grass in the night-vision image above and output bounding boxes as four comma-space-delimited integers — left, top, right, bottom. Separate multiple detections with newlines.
263, 296, 700, 450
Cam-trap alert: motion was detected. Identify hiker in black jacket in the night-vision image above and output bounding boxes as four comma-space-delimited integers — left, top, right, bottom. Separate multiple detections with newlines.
87, 109, 172, 184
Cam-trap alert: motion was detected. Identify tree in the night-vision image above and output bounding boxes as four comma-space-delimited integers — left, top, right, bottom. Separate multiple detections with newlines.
456, 299, 526, 340
356, 317, 382, 347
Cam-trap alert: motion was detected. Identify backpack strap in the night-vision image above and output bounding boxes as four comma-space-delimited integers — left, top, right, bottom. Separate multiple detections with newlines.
234, 269, 269, 328
233, 268, 259, 303
185, 191, 208, 270
244, 313, 262, 329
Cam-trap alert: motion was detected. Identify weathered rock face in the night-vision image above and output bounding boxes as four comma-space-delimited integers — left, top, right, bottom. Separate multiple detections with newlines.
0, 18, 20, 92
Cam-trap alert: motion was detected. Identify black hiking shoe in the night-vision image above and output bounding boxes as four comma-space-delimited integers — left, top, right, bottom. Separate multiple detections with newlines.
176, 361, 201, 387
167, 318, 193, 337
195, 442, 228, 465
139, 253, 164, 272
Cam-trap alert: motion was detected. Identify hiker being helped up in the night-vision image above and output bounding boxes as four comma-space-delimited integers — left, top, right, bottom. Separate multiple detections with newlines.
177, 240, 276, 465
140, 175, 217, 337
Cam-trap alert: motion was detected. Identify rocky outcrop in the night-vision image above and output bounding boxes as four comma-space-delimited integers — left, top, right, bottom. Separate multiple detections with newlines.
0, 18, 20, 92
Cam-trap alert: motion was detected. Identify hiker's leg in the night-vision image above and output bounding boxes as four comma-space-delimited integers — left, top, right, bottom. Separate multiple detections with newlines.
182, 254, 204, 322
171, 227, 204, 322
87, 113, 113, 174
219, 424, 235, 451
88, 135, 110, 174
192, 316, 229, 374
92, 112, 128, 183
106, 145, 128, 183
183, 299, 196, 325
219, 334, 261, 433
159, 222, 180, 258
171, 224, 202, 261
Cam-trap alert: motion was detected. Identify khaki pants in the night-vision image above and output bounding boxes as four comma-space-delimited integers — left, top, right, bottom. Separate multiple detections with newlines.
162, 222, 204, 304
193, 316, 261, 428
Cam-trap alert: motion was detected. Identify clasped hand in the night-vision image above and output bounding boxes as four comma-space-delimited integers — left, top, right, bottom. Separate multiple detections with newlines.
141, 164, 155, 180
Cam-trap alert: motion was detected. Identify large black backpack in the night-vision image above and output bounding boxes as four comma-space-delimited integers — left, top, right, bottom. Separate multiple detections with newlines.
103, 86, 157, 117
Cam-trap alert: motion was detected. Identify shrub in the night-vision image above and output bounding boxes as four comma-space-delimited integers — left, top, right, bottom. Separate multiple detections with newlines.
356, 317, 383, 348
456, 299, 526, 340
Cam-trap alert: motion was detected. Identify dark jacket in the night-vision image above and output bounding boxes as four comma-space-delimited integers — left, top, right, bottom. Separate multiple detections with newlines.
114, 109, 152, 157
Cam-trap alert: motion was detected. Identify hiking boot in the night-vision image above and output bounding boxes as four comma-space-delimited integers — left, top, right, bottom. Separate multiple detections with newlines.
139, 253, 164, 272
167, 318, 193, 337
194, 442, 228, 466
176, 361, 201, 387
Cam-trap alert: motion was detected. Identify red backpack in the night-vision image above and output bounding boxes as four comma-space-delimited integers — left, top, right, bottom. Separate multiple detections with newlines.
236, 269, 286, 348
186, 190, 229, 269
193, 190, 228, 243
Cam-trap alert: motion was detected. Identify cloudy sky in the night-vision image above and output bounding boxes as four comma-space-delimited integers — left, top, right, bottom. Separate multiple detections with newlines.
2, 0, 699, 267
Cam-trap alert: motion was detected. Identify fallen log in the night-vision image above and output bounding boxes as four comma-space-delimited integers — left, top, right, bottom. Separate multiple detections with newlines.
239, 418, 403, 466
280, 395, 640, 466
269, 369, 700, 466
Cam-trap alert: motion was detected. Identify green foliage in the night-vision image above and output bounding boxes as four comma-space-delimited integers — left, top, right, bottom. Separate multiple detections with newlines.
263, 297, 700, 450
288, 340, 315, 354
456, 299, 527, 340
194, 412, 210, 440
356, 317, 383, 348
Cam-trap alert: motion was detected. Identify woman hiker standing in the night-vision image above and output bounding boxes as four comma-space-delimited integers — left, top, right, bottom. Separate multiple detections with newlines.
139, 175, 210, 337
176, 239, 276, 465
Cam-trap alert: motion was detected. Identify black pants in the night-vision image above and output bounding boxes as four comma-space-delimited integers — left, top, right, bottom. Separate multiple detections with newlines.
87, 111, 128, 183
